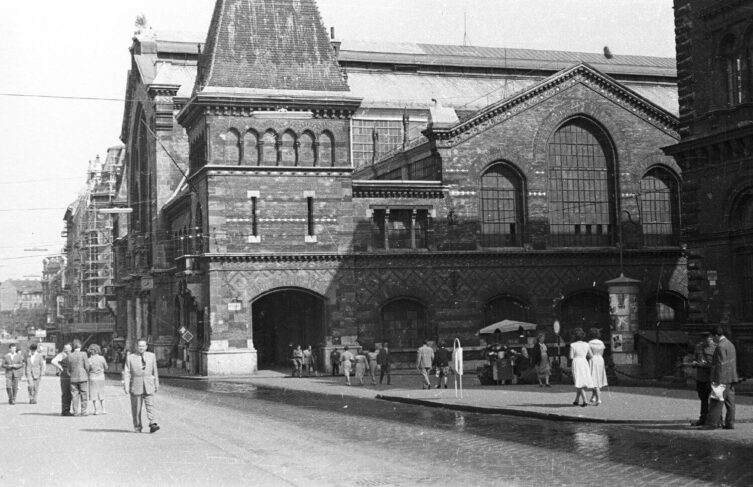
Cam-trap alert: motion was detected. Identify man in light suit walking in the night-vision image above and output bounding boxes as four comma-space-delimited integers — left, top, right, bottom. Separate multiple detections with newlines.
416, 339, 435, 390
25, 343, 46, 404
705, 326, 739, 430
123, 338, 160, 433
2, 343, 26, 404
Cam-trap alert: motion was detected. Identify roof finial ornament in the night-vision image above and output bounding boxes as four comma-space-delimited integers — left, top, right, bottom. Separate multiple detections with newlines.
134, 13, 153, 38
603, 46, 613, 59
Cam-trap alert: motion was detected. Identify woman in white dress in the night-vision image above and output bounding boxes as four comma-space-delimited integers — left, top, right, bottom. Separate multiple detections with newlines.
569, 328, 593, 407
588, 328, 608, 405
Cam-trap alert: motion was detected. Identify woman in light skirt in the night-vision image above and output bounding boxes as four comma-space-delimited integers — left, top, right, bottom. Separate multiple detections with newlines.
588, 327, 608, 405
87, 344, 108, 414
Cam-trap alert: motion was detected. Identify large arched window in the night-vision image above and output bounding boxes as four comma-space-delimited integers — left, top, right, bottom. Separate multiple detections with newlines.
730, 188, 753, 230
242, 130, 259, 166
219, 129, 241, 164
299, 131, 315, 167
262, 130, 277, 165
480, 163, 524, 247
640, 166, 680, 246
280, 130, 296, 166
731, 189, 753, 320
720, 35, 740, 106
380, 298, 429, 350
547, 119, 615, 247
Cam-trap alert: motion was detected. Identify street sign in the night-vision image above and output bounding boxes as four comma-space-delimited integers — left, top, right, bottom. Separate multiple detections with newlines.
178, 326, 187, 335
35, 329, 47, 338
181, 331, 194, 343
553, 320, 560, 335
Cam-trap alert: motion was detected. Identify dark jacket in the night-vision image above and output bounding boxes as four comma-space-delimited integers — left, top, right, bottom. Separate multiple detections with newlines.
64, 350, 91, 383
377, 348, 391, 366
694, 340, 716, 383
531, 343, 549, 366
435, 347, 451, 367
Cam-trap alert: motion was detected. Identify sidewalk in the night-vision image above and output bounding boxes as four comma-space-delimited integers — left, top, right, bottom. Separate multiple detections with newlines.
163, 369, 753, 426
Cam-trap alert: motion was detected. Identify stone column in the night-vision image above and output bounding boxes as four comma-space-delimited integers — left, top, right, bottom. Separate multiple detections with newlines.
605, 274, 641, 377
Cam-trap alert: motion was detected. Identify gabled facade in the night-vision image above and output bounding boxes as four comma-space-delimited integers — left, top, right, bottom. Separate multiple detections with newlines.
150, 0, 688, 377
664, 0, 753, 377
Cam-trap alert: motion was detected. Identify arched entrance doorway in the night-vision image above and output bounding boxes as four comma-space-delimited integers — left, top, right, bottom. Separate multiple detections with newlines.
560, 291, 610, 341
252, 288, 325, 367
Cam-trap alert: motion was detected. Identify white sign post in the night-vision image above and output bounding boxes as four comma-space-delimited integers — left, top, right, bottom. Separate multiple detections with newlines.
453, 338, 463, 399
553, 320, 561, 368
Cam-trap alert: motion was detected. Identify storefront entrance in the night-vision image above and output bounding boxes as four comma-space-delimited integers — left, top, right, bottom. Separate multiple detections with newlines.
251, 288, 325, 367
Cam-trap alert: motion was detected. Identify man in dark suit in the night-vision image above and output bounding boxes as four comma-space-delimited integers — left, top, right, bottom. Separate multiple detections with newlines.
25, 343, 46, 404
64, 339, 91, 415
52, 343, 73, 415
2, 343, 26, 404
377, 342, 391, 385
123, 338, 160, 433
705, 326, 739, 430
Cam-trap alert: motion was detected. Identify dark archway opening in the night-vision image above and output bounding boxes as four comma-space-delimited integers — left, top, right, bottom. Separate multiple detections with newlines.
252, 289, 325, 367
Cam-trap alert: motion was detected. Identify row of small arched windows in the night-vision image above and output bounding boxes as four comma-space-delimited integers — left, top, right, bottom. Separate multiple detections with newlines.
218, 128, 335, 167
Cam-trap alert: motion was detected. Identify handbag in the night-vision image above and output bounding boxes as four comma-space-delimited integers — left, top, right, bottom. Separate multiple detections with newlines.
710, 383, 726, 401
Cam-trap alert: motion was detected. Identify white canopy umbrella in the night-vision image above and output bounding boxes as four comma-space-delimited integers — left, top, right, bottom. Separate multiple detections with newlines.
477, 319, 538, 335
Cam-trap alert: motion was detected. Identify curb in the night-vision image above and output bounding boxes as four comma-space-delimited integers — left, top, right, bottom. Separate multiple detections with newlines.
375, 394, 688, 424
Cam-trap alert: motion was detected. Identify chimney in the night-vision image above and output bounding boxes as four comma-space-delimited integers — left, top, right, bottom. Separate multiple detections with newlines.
330, 27, 341, 60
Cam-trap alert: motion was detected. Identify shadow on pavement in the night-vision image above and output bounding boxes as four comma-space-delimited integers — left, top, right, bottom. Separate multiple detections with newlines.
79, 428, 134, 434
510, 403, 587, 409
21, 412, 64, 417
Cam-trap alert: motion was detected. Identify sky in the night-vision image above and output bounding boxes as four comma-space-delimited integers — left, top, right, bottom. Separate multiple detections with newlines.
0, 0, 675, 281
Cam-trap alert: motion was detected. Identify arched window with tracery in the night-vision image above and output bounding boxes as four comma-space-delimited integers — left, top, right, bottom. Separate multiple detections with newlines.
380, 298, 429, 350
640, 166, 680, 246
318, 131, 334, 166
242, 130, 259, 166
480, 163, 524, 247
262, 130, 277, 165
220, 129, 241, 164
299, 131, 315, 166
547, 119, 616, 247
731, 189, 753, 320
280, 131, 296, 166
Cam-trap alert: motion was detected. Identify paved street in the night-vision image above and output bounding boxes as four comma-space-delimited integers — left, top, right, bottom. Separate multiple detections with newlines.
1, 372, 752, 486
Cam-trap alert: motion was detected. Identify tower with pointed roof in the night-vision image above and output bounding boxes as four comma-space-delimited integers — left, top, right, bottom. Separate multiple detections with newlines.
171, 0, 361, 375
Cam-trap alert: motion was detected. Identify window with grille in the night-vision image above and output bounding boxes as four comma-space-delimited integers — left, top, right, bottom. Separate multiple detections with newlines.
548, 120, 614, 247
720, 35, 741, 106
480, 163, 524, 247
408, 156, 440, 180
739, 252, 753, 320
372, 208, 429, 250
352, 119, 404, 169
640, 167, 679, 246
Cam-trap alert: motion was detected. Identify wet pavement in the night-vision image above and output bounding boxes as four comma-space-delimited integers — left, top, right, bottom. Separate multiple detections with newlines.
3, 371, 752, 486
171, 378, 753, 486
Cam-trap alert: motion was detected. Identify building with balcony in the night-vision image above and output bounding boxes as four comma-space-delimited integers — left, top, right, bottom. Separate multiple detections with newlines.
664, 0, 753, 377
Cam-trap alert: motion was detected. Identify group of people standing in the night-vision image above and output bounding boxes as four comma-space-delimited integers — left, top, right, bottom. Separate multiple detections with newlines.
49, 340, 108, 415
290, 345, 319, 378
691, 326, 738, 430
332, 343, 392, 386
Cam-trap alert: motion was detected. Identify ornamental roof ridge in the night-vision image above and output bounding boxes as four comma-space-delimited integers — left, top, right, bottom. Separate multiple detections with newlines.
430, 63, 679, 141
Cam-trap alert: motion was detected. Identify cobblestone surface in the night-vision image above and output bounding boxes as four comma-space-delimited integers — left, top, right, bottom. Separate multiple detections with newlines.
2, 373, 751, 486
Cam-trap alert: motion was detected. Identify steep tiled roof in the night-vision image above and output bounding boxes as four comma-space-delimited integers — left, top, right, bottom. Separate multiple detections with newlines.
196, 0, 349, 92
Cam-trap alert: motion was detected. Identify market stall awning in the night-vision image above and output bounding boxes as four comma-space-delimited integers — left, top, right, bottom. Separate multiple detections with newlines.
478, 320, 538, 335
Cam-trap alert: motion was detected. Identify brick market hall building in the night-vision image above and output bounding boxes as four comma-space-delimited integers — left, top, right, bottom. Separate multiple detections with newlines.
114, 0, 687, 376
